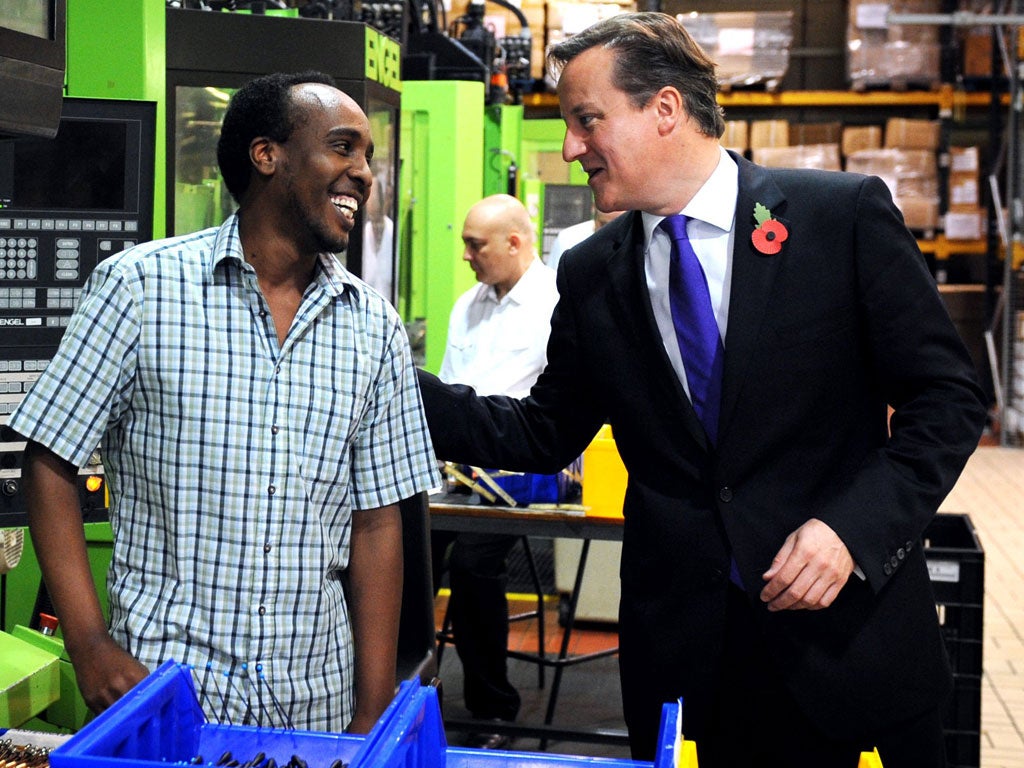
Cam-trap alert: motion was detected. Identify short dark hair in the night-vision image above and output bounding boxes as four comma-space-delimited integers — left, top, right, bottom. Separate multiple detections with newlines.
216, 70, 338, 203
548, 12, 725, 139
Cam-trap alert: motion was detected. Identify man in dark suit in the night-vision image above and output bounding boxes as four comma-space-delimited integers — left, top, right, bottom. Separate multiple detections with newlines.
417, 12, 987, 768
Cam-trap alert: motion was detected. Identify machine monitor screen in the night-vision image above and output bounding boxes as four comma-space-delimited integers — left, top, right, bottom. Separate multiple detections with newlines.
0, 122, 128, 211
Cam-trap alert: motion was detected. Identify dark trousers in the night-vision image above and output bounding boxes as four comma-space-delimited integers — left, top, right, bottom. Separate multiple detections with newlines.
665, 584, 948, 768
432, 530, 522, 721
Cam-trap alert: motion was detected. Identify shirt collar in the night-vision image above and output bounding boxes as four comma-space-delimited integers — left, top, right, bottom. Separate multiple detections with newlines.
640, 146, 739, 245
207, 213, 358, 298
476, 258, 547, 306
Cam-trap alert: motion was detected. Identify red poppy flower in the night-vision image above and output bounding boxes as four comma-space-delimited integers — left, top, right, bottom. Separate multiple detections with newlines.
752, 218, 788, 255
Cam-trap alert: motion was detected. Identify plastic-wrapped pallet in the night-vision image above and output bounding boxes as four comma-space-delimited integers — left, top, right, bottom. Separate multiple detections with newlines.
676, 11, 793, 91
846, 148, 940, 232
847, 0, 942, 90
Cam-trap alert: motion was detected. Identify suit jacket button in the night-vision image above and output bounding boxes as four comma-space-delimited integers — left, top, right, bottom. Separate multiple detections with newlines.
906, 540, 914, 552
883, 563, 893, 576
719, 487, 733, 502
890, 555, 899, 568
897, 548, 906, 560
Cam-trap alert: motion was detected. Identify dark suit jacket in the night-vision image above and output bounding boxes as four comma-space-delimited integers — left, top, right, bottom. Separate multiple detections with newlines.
418, 153, 987, 754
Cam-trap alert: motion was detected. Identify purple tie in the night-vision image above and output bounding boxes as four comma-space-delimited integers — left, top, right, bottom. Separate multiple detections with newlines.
660, 214, 724, 445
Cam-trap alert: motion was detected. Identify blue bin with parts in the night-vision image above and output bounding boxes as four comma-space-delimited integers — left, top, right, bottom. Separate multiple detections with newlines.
48, 661, 692, 768
47, 660, 367, 768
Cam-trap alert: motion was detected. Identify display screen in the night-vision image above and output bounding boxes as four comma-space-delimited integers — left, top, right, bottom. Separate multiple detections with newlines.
0, 121, 128, 211
0, 0, 51, 39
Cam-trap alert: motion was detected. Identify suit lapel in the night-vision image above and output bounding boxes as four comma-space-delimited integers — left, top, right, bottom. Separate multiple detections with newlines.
719, 155, 787, 445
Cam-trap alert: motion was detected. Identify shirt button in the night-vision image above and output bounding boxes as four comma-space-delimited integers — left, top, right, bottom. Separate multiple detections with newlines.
271, 425, 279, 435
263, 543, 272, 553
719, 487, 733, 503
259, 310, 267, 318
258, 605, 266, 616
275, 365, 281, 375
268, 485, 276, 495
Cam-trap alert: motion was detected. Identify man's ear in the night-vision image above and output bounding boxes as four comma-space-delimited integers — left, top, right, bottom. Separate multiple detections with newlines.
655, 85, 685, 136
249, 136, 277, 179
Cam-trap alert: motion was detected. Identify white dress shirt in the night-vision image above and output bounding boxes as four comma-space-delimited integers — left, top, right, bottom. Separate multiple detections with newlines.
439, 258, 559, 397
546, 219, 596, 270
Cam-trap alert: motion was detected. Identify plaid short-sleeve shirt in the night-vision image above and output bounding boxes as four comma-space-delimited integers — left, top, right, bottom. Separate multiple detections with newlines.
9, 215, 439, 730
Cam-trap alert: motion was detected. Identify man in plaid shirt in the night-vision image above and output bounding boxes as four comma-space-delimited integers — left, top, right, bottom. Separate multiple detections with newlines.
10, 71, 439, 733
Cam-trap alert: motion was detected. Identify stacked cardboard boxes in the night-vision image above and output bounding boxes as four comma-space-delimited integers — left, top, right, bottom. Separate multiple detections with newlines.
946, 146, 985, 240
846, 117, 941, 231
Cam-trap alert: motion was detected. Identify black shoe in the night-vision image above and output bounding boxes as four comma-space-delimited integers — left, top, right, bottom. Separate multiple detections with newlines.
464, 732, 512, 750
464, 720, 514, 750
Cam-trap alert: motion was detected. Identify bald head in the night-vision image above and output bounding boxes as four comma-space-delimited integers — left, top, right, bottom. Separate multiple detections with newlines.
461, 194, 539, 299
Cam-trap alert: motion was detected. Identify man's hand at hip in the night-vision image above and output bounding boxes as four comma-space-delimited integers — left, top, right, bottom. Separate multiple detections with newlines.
760, 518, 855, 611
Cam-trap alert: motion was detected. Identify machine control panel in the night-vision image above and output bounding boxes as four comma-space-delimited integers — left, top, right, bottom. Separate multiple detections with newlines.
0, 97, 155, 525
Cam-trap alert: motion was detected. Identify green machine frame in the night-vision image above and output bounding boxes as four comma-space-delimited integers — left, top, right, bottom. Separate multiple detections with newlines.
399, 80, 485, 374
2, 4, 164, 707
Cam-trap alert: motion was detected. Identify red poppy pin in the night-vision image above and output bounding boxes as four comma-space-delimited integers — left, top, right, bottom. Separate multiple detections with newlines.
751, 202, 788, 255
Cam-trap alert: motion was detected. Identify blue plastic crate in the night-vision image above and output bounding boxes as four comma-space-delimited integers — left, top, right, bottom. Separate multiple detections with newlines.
383, 684, 675, 768
48, 661, 365, 768
49, 663, 688, 768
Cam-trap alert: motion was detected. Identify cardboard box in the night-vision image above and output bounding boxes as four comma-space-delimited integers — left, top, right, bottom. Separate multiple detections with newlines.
949, 172, 981, 210
842, 125, 883, 157
945, 208, 985, 240
951, 145, 980, 173
721, 120, 749, 153
895, 196, 940, 231
749, 119, 789, 149
753, 144, 841, 171
885, 117, 941, 150
961, 27, 998, 78
949, 147, 981, 212
789, 121, 842, 146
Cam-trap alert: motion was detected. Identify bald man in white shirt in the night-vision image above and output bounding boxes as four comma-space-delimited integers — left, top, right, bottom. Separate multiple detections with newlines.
432, 194, 559, 748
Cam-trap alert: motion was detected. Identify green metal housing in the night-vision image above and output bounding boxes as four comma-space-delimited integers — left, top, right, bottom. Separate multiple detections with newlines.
399, 80, 485, 373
